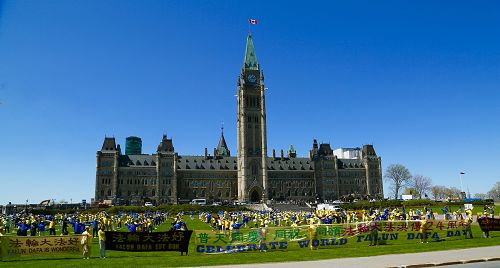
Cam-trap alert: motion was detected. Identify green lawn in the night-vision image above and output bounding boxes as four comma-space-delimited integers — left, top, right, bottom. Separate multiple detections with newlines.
2, 216, 499, 268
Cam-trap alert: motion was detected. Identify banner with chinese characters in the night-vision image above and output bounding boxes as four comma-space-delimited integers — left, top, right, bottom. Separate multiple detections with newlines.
105, 230, 193, 253
193, 220, 476, 254
478, 217, 500, 232
0, 235, 84, 259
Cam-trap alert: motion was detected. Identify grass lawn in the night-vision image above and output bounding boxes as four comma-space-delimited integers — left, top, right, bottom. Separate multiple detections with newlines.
2, 216, 500, 268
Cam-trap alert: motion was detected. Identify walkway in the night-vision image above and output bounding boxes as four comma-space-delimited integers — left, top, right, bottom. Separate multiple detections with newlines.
200, 245, 500, 268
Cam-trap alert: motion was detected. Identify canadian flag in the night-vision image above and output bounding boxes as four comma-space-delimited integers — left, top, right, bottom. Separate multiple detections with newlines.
248, 19, 258, 24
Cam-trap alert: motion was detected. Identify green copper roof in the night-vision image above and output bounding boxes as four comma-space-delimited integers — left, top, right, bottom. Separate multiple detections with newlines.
217, 131, 230, 157
244, 34, 259, 70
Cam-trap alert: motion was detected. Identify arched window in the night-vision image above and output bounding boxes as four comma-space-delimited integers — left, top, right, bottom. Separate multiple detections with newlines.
152, 190, 155, 196
107, 189, 111, 196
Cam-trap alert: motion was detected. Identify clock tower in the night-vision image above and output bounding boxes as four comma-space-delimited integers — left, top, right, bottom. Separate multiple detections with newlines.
237, 33, 268, 203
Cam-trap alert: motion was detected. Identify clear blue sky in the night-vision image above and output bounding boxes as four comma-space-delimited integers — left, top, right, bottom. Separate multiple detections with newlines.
0, 0, 499, 204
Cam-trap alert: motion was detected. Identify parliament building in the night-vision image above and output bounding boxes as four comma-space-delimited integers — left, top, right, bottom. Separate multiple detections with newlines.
95, 34, 383, 205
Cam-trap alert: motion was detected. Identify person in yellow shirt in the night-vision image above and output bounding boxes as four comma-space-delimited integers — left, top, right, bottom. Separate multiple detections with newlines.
49, 218, 56, 235
98, 225, 106, 258
309, 222, 318, 250
419, 217, 431, 243
82, 226, 92, 259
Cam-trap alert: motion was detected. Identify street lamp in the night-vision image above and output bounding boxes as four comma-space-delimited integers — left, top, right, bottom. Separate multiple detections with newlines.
459, 172, 465, 192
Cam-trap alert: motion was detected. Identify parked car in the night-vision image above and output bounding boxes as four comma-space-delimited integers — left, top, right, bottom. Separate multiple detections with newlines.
190, 199, 207, 205
144, 202, 154, 207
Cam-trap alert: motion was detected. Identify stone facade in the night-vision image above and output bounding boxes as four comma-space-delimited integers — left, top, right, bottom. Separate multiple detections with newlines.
95, 34, 383, 205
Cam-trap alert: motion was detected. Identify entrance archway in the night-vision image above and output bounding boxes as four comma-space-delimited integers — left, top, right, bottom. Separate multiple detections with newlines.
250, 188, 261, 203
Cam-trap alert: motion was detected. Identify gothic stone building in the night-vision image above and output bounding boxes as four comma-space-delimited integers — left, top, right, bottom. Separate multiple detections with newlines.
95, 34, 383, 205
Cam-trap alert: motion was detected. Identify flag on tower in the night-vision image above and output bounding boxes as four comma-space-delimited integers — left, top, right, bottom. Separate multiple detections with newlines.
248, 19, 258, 24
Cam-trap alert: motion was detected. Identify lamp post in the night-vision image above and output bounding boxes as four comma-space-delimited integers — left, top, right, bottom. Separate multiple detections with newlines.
459, 172, 465, 192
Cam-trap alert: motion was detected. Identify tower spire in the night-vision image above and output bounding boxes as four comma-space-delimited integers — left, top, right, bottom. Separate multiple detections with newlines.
217, 125, 230, 157
244, 34, 259, 70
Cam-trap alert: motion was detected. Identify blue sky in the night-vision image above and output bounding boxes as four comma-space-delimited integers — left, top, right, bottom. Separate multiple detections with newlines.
0, 0, 499, 204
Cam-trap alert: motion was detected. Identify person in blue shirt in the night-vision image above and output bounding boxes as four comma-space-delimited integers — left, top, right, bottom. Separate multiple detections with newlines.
38, 221, 48, 235
92, 219, 99, 238
18, 221, 29, 236
127, 222, 137, 232
442, 206, 448, 220
69, 219, 78, 234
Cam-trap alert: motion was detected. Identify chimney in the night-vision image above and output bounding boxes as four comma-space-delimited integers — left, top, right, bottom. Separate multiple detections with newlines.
205, 148, 208, 159
280, 149, 284, 160
272, 149, 276, 159
214, 148, 218, 159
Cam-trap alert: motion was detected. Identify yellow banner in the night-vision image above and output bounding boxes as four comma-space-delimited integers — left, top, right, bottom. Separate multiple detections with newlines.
0, 235, 84, 258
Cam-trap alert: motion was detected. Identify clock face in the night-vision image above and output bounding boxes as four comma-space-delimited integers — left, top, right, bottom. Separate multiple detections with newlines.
246, 74, 257, 83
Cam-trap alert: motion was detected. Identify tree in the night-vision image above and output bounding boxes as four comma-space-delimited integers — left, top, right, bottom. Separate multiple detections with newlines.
444, 187, 461, 200
411, 174, 432, 199
431, 185, 448, 200
474, 193, 487, 199
403, 187, 417, 196
487, 181, 500, 201
431, 186, 442, 200
384, 164, 412, 199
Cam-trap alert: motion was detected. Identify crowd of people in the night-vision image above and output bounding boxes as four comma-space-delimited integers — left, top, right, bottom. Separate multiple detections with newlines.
1, 205, 496, 236
0, 211, 171, 237
0, 203, 496, 257
196, 205, 483, 233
